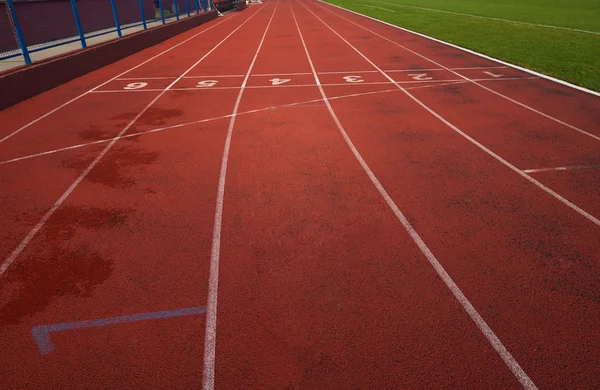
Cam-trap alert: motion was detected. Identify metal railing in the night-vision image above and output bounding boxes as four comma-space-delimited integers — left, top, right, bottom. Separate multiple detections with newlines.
0, 0, 216, 66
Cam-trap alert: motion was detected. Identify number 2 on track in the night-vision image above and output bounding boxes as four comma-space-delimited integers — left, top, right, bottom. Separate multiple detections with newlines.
270, 78, 291, 86
123, 82, 148, 90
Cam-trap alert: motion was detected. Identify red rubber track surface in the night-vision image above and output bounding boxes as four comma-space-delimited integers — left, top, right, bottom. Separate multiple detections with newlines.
0, 0, 599, 388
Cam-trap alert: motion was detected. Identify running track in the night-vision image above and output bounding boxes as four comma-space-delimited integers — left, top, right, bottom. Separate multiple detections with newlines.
1, 1, 599, 388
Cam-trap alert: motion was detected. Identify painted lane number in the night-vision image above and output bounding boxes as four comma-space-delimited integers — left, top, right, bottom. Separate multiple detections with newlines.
343, 75, 364, 83
197, 80, 219, 88
407, 73, 433, 81
123, 82, 148, 90
270, 78, 291, 86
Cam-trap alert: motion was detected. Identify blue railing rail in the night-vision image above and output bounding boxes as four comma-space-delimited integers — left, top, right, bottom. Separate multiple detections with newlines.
0, 0, 210, 64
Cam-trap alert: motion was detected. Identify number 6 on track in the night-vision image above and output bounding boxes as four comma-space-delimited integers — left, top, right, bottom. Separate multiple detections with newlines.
123, 82, 148, 90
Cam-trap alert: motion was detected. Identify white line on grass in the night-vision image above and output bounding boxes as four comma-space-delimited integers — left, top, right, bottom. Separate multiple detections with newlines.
369, 1, 600, 36
203, 3, 278, 390
364, 4, 395, 12
0, 5, 266, 277
319, 0, 600, 97
0, 11, 241, 145
317, 1, 600, 141
296, 2, 543, 388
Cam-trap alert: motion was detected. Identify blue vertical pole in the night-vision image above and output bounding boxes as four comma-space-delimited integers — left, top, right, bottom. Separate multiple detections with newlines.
137, 0, 147, 30
109, 0, 122, 38
175, 0, 180, 20
5, 0, 31, 65
68, 0, 87, 49
185, 0, 190, 17
157, 0, 165, 24
194, 0, 199, 15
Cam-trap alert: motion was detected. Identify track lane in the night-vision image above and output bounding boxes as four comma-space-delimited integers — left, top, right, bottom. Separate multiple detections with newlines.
212, 2, 523, 388
0, 5, 279, 389
298, 2, 600, 388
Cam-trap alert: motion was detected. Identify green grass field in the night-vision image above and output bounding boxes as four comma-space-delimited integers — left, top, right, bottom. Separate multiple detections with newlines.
323, 0, 600, 91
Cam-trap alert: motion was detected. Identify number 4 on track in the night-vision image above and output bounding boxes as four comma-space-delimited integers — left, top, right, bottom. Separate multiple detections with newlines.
270, 78, 291, 86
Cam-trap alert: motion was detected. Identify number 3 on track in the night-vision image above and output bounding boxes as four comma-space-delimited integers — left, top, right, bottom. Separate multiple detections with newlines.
123, 82, 148, 90
270, 78, 291, 86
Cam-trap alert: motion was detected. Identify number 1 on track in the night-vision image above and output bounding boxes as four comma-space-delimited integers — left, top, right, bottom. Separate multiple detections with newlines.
270, 78, 291, 86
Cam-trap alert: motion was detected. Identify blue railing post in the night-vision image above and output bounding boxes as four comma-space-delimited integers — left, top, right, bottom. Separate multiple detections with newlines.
157, 0, 166, 24
194, 0, 199, 15
68, 0, 87, 49
109, 0, 122, 38
137, 0, 147, 30
5, 0, 32, 65
185, 0, 190, 17
175, 0, 180, 21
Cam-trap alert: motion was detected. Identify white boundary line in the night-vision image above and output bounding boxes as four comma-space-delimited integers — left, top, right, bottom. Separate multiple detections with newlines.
318, 0, 600, 98
184, 74, 246, 78
317, 1, 600, 142
522, 164, 600, 174
203, 3, 278, 390
305, 1, 600, 226
0, 11, 240, 145
292, 3, 539, 389
0, 5, 266, 276
371, 1, 600, 36
252, 72, 313, 76
103, 66, 512, 81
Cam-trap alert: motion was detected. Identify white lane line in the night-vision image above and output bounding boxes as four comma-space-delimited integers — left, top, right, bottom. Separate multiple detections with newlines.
0, 12, 241, 145
252, 72, 312, 76
117, 77, 178, 80
319, 69, 380, 74
295, 3, 541, 388
183, 74, 246, 78
114, 66, 510, 80
522, 164, 600, 174
369, 1, 600, 36
308, 1, 600, 225
317, 2, 600, 142
203, 4, 278, 390
0, 5, 266, 277
0, 88, 406, 166
318, 0, 600, 98
364, 4, 395, 12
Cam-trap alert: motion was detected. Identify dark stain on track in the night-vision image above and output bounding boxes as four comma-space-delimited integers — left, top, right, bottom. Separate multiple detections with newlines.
0, 206, 132, 325
61, 146, 161, 189
138, 108, 184, 127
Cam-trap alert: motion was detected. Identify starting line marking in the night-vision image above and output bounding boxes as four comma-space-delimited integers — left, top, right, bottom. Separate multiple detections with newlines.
93, 76, 538, 94
32, 306, 206, 355
522, 164, 600, 174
